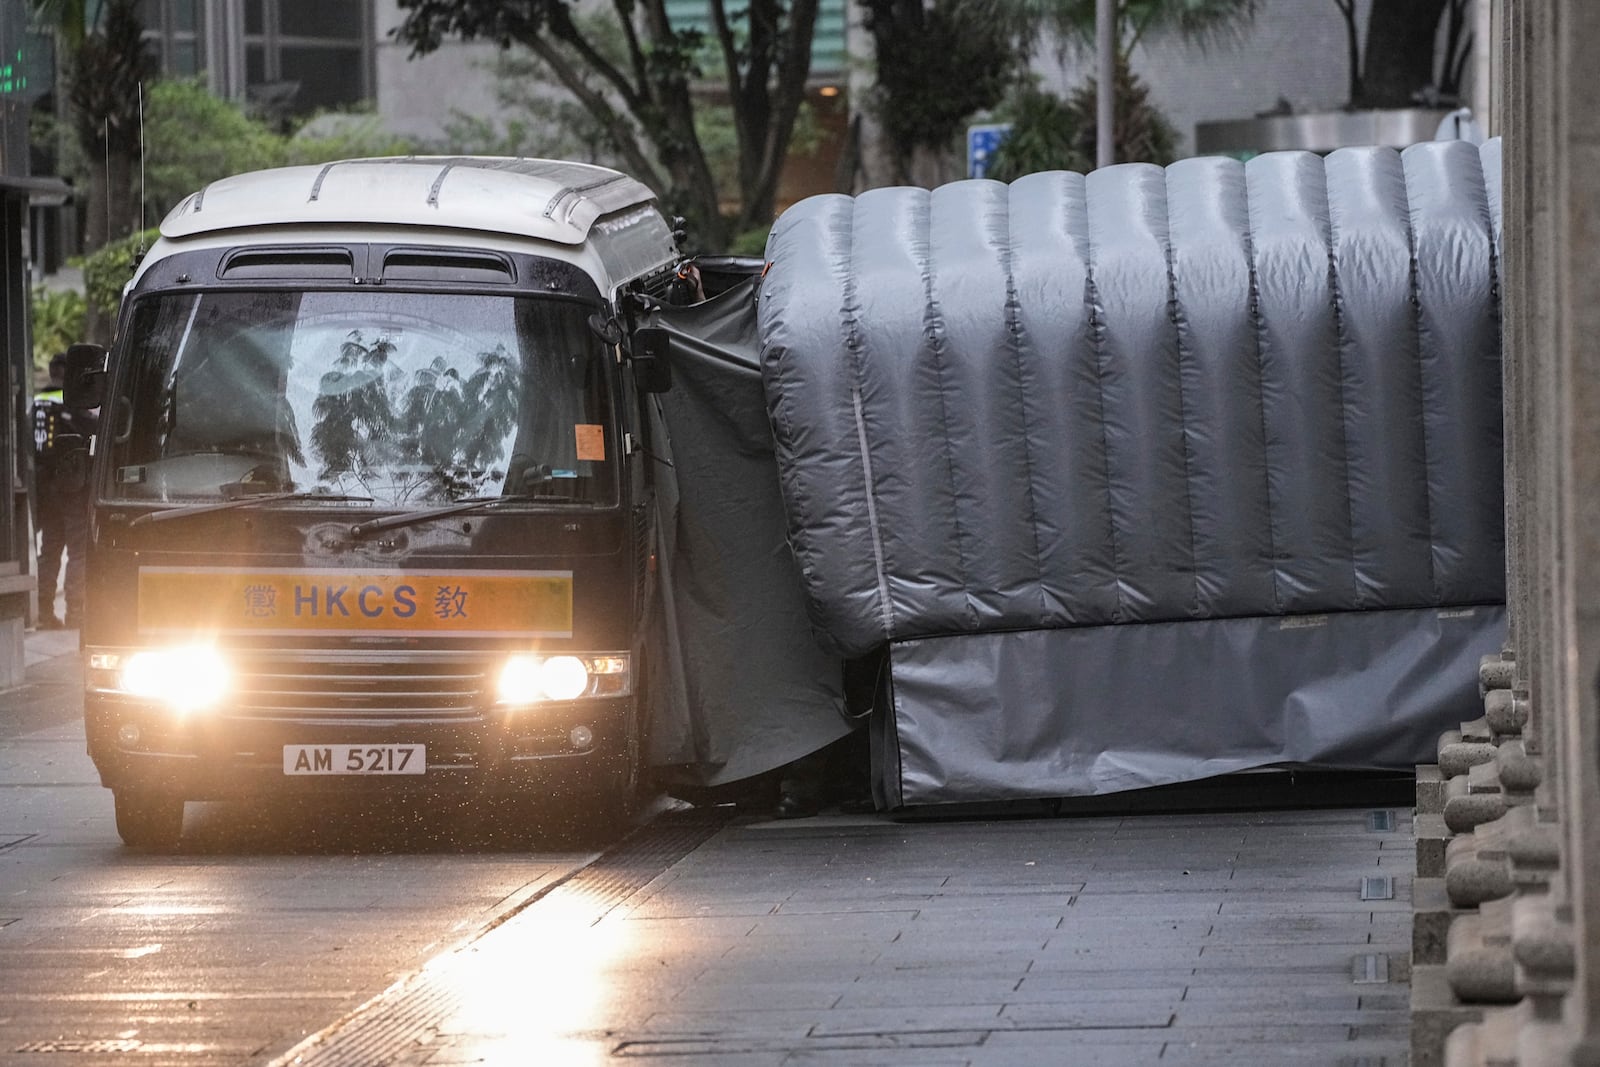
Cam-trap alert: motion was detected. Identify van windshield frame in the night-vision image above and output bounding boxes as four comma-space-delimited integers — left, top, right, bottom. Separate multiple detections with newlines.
103, 287, 618, 511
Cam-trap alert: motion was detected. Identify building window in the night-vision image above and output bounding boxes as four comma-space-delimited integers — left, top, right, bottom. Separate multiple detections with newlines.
139, 0, 373, 116
244, 0, 372, 116
662, 0, 847, 79
138, 0, 205, 77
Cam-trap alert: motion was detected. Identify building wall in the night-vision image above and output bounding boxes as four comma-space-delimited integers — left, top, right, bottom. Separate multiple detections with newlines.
372, 1, 507, 144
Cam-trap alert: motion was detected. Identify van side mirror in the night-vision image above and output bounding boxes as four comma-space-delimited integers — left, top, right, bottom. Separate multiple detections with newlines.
62, 343, 107, 410
630, 327, 673, 394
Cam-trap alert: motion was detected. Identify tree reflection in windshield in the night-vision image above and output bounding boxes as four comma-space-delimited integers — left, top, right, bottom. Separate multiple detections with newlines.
311, 333, 397, 486
312, 334, 523, 501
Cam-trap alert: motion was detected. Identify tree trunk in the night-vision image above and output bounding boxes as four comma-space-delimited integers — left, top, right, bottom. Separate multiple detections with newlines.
723, 0, 817, 236
68, 0, 154, 258
1357, 0, 1448, 108
835, 106, 899, 193
907, 142, 961, 188
657, 129, 727, 251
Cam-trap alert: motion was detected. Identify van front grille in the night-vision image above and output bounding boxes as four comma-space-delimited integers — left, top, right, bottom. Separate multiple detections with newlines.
226, 652, 489, 722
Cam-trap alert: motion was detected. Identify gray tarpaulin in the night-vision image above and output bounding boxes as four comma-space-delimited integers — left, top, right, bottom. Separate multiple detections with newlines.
881, 606, 1505, 806
642, 278, 850, 786
754, 140, 1505, 804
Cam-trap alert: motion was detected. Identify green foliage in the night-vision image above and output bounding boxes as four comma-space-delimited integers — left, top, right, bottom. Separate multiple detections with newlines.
285, 111, 419, 166
45, 78, 421, 235
29, 287, 88, 375
143, 80, 285, 220
985, 83, 1090, 181
728, 225, 773, 257
864, 0, 1032, 163
985, 60, 1175, 181
146, 84, 417, 212
1029, 0, 1258, 57
1065, 59, 1178, 165
78, 228, 159, 325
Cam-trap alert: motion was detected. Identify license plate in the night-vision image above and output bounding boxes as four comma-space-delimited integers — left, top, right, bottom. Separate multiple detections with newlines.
283, 744, 425, 775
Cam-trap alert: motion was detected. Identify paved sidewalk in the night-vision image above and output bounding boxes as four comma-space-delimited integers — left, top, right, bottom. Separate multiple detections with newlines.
22, 582, 78, 671
23, 624, 77, 670
281, 804, 1415, 1066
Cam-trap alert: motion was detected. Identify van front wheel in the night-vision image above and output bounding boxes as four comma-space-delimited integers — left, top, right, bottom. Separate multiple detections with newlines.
113, 790, 185, 850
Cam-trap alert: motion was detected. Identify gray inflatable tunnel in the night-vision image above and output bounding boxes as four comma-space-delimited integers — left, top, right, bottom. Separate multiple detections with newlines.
757, 139, 1506, 806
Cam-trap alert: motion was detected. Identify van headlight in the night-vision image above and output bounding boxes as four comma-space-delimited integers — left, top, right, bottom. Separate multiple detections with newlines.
496, 653, 630, 705
89, 647, 231, 712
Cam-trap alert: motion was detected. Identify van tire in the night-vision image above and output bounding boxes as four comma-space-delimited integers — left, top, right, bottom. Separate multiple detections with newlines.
113, 790, 185, 850
553, 724, 643, 843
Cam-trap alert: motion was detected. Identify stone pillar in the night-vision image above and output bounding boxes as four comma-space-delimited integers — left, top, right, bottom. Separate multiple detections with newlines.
1526, 0, 1559, 820
1500, 0, 1527, 685
1415, 2, 1600, 1063
1559, 0, 1600, 1042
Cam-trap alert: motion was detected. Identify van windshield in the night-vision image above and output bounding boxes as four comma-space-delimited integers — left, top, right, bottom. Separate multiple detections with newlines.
107, 290, 616, 508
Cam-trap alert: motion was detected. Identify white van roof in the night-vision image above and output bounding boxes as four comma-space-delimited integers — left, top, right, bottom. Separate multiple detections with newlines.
160, 157, 663, 248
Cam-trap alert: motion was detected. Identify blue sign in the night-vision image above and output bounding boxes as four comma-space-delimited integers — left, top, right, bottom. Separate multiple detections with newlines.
967, 123, 1013, 179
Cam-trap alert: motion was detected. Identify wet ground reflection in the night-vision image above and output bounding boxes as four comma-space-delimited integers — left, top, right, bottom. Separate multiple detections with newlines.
172, 789, 660, 856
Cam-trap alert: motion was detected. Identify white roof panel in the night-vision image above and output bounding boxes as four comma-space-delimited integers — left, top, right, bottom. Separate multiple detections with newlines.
159, 157, 662, 246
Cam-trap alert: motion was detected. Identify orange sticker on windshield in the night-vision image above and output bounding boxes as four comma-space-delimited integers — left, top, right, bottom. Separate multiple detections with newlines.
575, 424, 606, 461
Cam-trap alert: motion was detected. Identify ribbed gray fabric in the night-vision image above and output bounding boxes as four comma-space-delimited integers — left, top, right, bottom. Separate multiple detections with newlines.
759, 140, 1504, 659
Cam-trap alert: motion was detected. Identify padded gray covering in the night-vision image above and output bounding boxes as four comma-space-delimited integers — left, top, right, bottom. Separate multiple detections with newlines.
642, 278, 851, 785
756, 140, 1505, 803
759, 140, 1505, 658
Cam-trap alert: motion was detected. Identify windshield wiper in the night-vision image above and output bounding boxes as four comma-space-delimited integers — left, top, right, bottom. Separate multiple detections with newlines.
129, 491, 375, 527
348, 493, 583, 540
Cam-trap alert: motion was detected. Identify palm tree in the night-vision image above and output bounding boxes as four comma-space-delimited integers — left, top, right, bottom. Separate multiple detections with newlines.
971, 0, 1253, 173
1032, 0, 1258, 64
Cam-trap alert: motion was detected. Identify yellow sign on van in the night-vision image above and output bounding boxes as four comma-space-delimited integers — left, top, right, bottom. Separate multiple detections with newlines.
138, 567, 573, 638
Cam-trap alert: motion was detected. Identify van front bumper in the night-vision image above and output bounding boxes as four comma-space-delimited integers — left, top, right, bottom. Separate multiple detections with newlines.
84, 691, 635, 801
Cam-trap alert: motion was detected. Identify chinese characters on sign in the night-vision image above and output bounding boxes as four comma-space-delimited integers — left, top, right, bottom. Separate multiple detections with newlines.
433, 585, 469, 620
243, 584, 277, 618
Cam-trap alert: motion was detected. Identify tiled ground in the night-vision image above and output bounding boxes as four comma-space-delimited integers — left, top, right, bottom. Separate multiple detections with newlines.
288, 805, 1414, 1066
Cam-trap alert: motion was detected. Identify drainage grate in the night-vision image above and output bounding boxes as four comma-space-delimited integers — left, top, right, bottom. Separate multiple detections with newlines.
1359, 875, 1395, 901
15, 1040, 143, 1054
1351, 953, 1390, 984
615, 1032, 991, 1057
272, 808, 732, 1067
1366, 810, 1395, 832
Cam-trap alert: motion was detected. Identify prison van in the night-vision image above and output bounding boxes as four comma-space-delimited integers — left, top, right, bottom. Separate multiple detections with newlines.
70, 158, 682, 848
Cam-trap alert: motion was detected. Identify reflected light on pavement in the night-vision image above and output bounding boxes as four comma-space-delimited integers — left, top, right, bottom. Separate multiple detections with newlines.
424, 892, 630, 1065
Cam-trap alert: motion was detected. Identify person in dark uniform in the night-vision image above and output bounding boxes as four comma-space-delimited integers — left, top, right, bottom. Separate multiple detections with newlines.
33, 353, 97, 629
